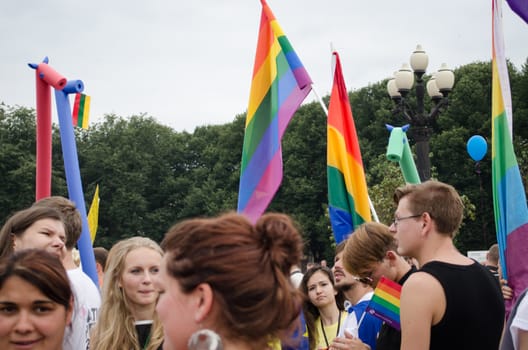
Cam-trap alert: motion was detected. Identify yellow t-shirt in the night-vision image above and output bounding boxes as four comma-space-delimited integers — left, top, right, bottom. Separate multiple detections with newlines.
268, 339, 282, 350
314, 312, 347, 350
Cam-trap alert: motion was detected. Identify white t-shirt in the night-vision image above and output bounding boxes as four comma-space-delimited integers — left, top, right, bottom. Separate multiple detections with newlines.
64, 267, 102, 350
511, 294, 528, 350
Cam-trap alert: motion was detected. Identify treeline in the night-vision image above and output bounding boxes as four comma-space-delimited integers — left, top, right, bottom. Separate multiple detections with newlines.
1, 59, 527, 262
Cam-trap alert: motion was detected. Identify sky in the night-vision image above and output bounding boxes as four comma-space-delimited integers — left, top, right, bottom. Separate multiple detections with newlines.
1, 0, 527, 132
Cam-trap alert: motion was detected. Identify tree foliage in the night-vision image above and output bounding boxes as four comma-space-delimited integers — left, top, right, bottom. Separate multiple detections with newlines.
1, 59, 527, 258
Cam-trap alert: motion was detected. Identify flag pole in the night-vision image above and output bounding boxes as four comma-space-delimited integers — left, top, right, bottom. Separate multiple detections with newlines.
310, 84, 329, 115
311, 79, 380, 223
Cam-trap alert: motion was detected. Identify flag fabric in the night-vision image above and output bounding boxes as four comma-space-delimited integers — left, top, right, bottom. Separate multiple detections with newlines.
492, 0, 528, 312
72, 93, 91, 129
87, 185, 100, 243
237, 0, 312, 223
327, 51, 371, 243
506, 0, 528, 24
365, 276, 401, 331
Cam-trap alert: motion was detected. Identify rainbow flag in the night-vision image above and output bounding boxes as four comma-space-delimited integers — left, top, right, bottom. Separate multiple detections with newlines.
492, 0, 528, 312
237, 0, 312, 223
72, 93, 90, 129
366, 276, 401, 331
327, 51, 371, 243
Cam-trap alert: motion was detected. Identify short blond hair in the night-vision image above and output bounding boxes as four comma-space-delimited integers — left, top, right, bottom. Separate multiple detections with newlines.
393, 180, 463, 237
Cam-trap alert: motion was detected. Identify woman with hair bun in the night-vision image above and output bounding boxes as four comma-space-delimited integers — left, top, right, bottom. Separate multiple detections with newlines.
155, 212, 304, 350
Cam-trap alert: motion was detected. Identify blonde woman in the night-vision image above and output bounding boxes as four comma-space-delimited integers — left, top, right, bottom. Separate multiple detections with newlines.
90, 237, 163, 350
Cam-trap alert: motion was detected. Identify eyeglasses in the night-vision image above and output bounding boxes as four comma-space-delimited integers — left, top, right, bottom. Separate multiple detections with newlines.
392, 214, 421, 227
354, 276, 373, 285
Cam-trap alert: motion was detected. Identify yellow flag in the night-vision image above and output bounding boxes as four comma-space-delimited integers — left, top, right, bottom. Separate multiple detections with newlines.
87, 185, 100, 243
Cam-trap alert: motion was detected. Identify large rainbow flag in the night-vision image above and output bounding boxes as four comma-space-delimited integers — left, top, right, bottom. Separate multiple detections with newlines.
365, 276, 401, 331
327, 51, 371, 243
237, 0, 312, 223
492, 0, 528, 311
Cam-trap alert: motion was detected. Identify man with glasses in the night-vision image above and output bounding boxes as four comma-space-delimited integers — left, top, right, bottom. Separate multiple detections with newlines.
343, 222, 416, 350
391, 180, 504, 350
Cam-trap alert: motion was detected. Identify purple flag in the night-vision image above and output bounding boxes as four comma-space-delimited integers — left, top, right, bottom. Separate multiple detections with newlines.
507, 0, 528, 24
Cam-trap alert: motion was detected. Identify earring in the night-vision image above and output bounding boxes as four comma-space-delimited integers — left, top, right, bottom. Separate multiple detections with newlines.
188, 329, 223, 350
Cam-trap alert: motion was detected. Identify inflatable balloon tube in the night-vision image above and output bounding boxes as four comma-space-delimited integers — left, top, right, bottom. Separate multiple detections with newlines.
54, 81, 98, 286
29, 57, 97, 285
28, 57, 67, 200
386, 124, 421, 184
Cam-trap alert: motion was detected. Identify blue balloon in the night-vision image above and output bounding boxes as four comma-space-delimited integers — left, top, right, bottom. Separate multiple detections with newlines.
467, 135, 488, 161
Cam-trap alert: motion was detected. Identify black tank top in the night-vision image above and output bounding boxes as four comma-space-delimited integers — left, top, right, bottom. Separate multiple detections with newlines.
420, 261, 504, 350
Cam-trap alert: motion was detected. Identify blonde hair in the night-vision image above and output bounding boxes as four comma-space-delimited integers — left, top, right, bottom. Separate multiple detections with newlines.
71, 248, 81, 267
90, 237, 164, 350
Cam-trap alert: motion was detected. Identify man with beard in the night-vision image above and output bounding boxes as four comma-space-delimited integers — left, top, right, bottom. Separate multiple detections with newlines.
331, 241, 382, 349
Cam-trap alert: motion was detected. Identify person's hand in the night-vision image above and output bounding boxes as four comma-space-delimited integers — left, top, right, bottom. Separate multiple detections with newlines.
501, 279, 513, 300
329, 331, 370, 350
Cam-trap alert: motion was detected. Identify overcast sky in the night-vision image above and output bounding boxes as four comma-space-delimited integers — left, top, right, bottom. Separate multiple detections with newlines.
1, 0, 527, 132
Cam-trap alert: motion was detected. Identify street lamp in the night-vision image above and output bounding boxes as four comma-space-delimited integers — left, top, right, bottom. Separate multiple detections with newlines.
387, 44, 455, 181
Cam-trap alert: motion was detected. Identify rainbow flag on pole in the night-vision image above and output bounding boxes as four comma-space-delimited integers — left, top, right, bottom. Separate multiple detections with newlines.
366, 276, 401, 331
327, 51, 371, 243
72, 93, 90, 129
492, 0, 528, 312
237, 0, 312, 223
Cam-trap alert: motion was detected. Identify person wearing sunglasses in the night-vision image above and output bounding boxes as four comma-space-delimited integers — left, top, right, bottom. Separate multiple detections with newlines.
331, 242, 382, 349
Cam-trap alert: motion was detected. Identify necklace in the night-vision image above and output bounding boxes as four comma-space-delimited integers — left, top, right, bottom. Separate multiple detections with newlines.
320, 310, 341, 348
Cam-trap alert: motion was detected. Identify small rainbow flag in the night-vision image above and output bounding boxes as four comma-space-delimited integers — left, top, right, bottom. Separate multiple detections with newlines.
366, 276, 401, 330
72, 93, 91, 129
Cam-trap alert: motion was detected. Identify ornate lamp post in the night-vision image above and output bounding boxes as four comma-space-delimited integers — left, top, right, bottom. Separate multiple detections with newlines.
387, 45, 455, 181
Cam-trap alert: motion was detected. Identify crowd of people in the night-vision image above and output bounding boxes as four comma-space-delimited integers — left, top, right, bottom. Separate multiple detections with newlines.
0, 180, 525, 349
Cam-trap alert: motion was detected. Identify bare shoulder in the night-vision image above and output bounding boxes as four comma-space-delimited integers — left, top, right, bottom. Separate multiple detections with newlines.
401, 271, 446, 325
399, 271, 444, 349
402, 271, 442, 294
